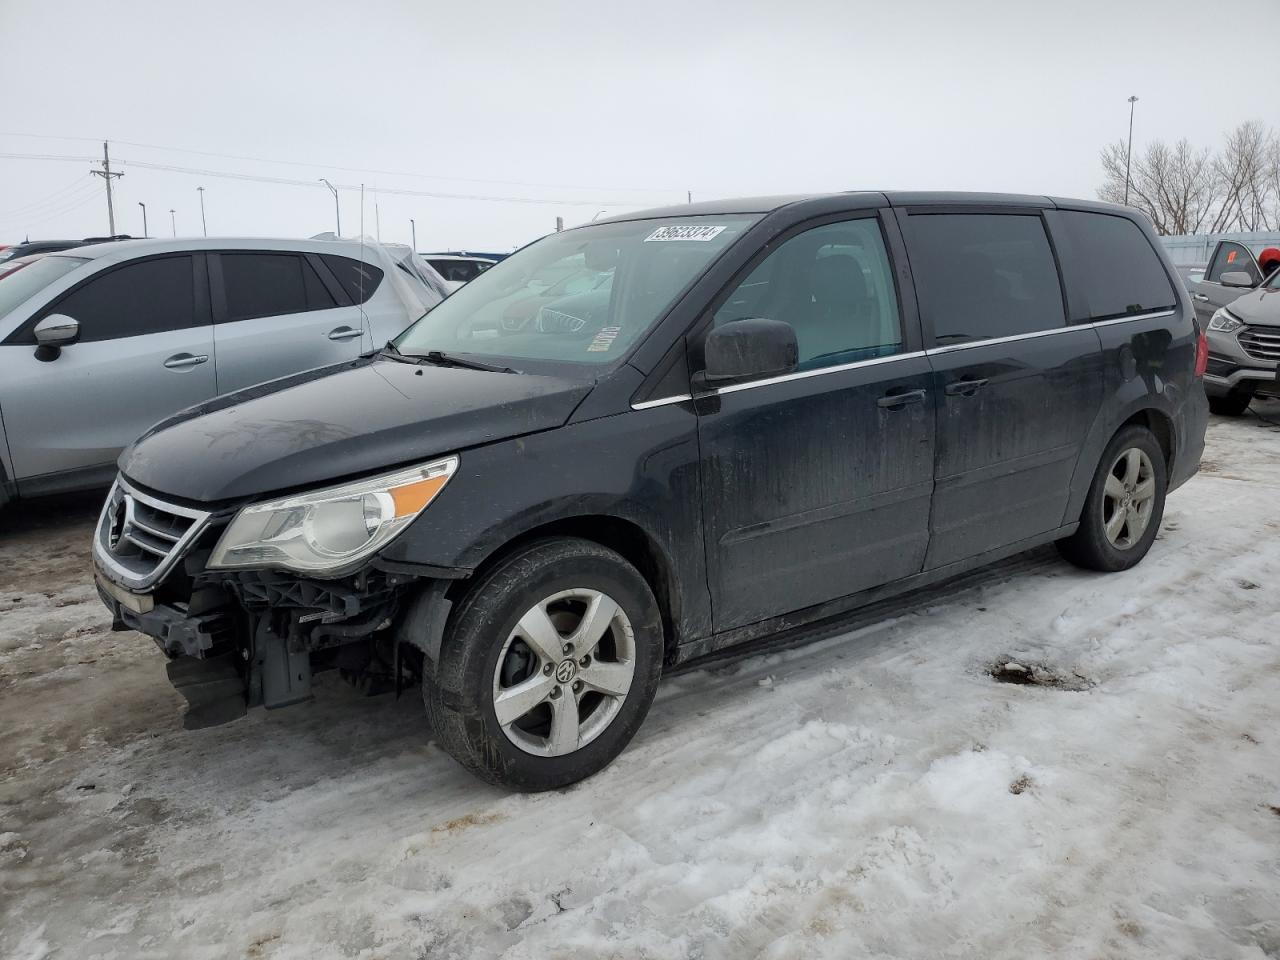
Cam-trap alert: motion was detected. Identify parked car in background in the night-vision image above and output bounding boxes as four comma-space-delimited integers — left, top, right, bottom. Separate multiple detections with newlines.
92, 192, 1206, 791
0, 235, 133, 264
1185, 239, 1280, 319
0, 237, 442, 507
1202, 265, 1280, 414
422, 253, 498, 287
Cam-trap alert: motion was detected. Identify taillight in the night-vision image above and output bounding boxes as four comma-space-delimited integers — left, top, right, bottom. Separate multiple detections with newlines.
1194, 328, 1209, 378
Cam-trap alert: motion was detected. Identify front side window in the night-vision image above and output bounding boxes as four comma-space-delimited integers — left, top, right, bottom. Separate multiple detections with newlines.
1206, 241, 1261, 285
396, 215, 757, 367
1055, 211, 1176, 320
905, 213, 1065, 344
713, 218, 902, 370
45, 255, 195, 342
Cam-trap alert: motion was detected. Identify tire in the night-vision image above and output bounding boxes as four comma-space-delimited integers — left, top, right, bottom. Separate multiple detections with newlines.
1057, 425, 1168, 573
1208, 392, 1251, 417
423, 537, 664, 791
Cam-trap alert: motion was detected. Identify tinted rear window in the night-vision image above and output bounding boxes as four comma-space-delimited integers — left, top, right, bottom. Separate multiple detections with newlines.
1056, 212, 1176, 320
904, 213, 1065, 343
319, 254, 383, 305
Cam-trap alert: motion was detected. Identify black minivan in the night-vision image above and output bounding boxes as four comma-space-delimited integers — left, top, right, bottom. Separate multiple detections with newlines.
93, 192, 1208, 790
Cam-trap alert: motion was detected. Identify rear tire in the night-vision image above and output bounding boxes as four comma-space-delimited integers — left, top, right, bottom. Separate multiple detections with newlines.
423, 537, 664, 791
1057, 425, 1167, 572
1208, 392, 1251, 417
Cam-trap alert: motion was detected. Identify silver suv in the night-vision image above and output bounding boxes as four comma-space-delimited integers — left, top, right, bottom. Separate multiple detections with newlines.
0, 238, 444, 506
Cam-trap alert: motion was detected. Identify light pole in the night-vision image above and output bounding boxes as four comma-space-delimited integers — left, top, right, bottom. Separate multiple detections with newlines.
319, 178, 341, 235
410, 218, 416, 251
197, 186, 207, 237
138, 202, 148, 237
169, 209, 176, 237
1124, 95, 1139, 206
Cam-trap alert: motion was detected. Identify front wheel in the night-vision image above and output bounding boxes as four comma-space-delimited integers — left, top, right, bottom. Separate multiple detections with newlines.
1057, 425, 1168, 572
1208, 391, 1251, 417
424, 538, 664, 791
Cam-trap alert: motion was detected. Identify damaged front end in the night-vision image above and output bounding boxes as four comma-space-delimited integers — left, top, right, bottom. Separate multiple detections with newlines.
92, 476, 457, 730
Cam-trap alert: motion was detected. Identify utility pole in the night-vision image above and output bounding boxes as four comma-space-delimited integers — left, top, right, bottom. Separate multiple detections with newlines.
375, 196, 381, 241
197, 186, 207, 236
1123, 95, 1139, 206
169, 209, 176, 237
138, 202, 148, 237
687, 190, 692, 204
410, 218, 416, 251
90, 141, 123, 235
555, 216, 564, 232
319, 179, 341, 235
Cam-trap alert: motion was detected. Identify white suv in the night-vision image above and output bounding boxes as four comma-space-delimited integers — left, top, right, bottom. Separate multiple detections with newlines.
0, 237, 446, 505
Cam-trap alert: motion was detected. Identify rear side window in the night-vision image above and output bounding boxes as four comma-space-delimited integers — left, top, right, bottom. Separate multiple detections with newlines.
220, 253, 335, 322
1206, 241, 1261, 285
319, 254, 383, 305
1055, 212, 1177, 320
904, 213, 1065, 344
45, 255, 195, 342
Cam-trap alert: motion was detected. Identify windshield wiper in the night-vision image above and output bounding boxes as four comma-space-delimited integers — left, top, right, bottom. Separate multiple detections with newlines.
416, 350, 517, 374
376, 341, 420, 365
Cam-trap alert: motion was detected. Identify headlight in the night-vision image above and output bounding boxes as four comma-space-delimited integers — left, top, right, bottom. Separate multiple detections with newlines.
1208, 308, 1243, 333
208, 455, 458, 575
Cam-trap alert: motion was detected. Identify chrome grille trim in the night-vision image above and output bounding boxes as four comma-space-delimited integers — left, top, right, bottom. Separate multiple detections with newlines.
92, 478, 212, 591
1237, 325, 1280, 363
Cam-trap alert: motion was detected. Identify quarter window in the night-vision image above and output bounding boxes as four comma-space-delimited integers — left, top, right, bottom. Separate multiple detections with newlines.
1054, 212, 1177, 320
713, 218, 903, 370
1206, 241, 1261, 285
904, 213, 1065, 344
319, 254, 383, 305
45, 255, 195, 342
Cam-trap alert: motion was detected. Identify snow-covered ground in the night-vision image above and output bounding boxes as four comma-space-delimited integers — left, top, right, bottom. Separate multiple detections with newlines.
2, 406, 1279, 960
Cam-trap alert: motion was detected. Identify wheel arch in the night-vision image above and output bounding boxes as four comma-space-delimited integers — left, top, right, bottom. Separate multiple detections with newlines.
1061, 400, 1178, 527
441, 513, 683, 663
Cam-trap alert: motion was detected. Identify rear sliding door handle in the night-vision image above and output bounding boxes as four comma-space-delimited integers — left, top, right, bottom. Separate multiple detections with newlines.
944, 377, 989, 397
163, 353, 209, 370
327, 326, 363, 341
1192, 292, 1210, 302
877, 388, 927, 409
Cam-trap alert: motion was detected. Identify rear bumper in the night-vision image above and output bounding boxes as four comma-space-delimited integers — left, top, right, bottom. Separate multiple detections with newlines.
1171, 385, 1209, 492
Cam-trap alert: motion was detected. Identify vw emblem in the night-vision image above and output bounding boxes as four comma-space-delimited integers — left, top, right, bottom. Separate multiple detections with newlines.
107, 497, 128, 551
555, 659, 578, 684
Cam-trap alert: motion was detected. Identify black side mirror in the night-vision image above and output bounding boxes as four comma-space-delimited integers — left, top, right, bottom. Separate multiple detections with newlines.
1220, 271, 1256, 289
33, 314, 80, 361
700, 318, 798, 387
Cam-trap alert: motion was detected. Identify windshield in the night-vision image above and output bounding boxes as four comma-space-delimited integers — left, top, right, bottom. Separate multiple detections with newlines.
1267, 267, 1280, 290
0, 255, 87, 320
395, 215, 758, 366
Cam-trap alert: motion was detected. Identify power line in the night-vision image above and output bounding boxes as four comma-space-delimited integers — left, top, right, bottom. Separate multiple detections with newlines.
0, 174, 98, 219
0, 151, 97, 163
0, 130, 678, 195
0, 188, 103, 230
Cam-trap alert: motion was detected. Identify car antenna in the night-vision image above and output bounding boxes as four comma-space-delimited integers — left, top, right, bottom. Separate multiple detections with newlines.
358, 183, 371, 347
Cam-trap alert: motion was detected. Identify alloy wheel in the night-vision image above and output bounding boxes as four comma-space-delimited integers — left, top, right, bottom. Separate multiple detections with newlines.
491, 588, 636, 757
1101, 447, 1156, 549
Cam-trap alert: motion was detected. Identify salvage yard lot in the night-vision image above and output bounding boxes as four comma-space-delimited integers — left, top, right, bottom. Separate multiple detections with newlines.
2, 408, 1279, 959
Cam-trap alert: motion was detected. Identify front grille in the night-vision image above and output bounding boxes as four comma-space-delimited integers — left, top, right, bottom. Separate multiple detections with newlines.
1237, 325, 1280, 363
93, 480, 212, 591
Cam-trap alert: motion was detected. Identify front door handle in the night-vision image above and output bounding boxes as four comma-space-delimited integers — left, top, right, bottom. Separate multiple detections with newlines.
877, 388, 927, 409
327, 326, 363, 341
944, 377, 989, 397
1192, 292, 1210, 302
163, 353, 209, 370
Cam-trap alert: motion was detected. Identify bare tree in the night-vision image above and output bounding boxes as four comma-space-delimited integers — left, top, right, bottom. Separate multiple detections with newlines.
1098, 137, 1214, 235
1209, 121, 1275, 232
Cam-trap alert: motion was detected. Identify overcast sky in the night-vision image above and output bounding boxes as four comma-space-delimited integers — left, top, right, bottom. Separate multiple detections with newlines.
2, 0, 1276, 251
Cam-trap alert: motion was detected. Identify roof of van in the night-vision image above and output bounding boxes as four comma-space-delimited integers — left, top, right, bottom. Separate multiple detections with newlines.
595, 192, 1131, 224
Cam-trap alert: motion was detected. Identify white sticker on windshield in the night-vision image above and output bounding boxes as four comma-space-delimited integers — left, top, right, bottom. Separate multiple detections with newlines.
644, 224, 727, 243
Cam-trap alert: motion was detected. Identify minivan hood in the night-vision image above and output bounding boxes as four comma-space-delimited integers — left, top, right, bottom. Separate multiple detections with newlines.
120, 358, 592, 502
1226, 287, 1280, 326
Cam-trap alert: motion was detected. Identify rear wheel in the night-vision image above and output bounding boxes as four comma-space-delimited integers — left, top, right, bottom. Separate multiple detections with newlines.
1057, 425, 1167, 572
423, 538, 664, 791
1208, 391, 1251, 416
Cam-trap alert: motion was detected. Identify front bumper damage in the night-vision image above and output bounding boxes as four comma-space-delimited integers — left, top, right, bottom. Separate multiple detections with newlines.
92, 480, 460, 730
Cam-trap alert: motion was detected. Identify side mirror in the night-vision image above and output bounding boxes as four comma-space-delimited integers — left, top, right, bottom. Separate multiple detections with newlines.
1220, 271, 1256, 289
701, 318, 798, 386
34, 314, 80, 347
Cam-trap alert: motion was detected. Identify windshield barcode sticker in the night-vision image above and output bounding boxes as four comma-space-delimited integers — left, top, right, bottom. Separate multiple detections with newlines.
644, 225, 726, 243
